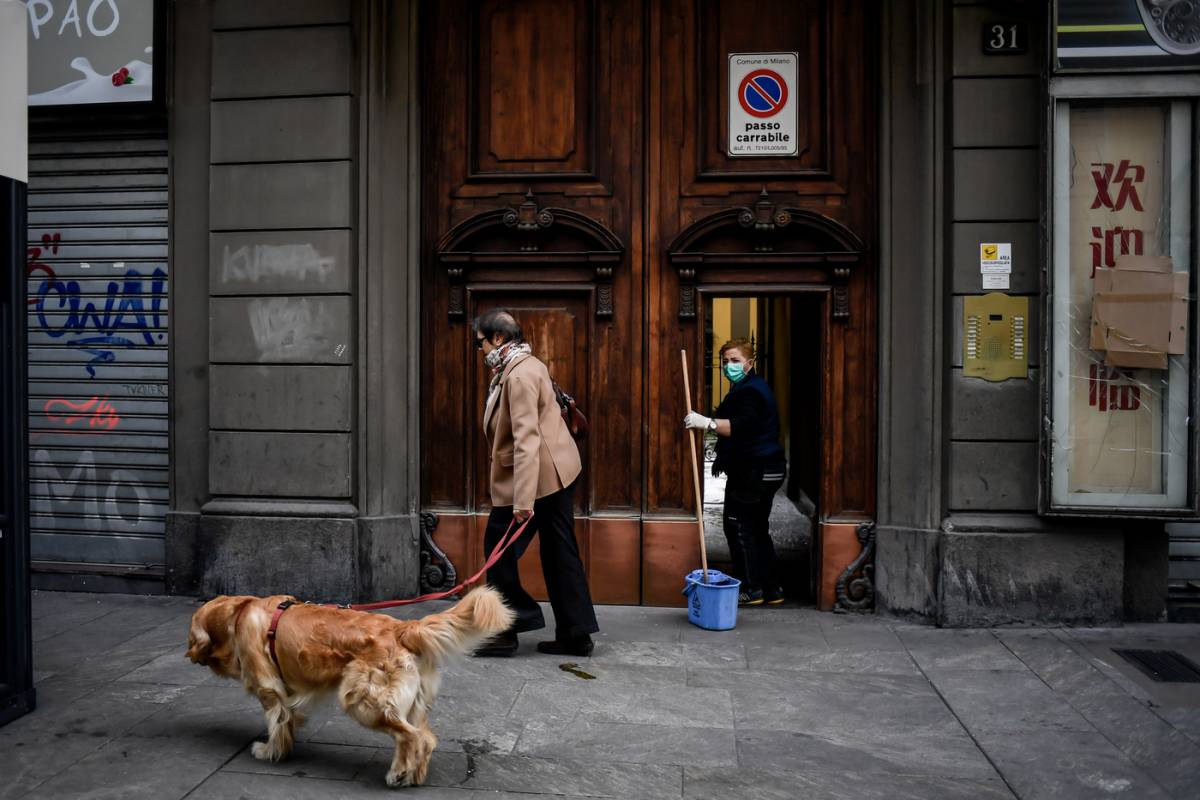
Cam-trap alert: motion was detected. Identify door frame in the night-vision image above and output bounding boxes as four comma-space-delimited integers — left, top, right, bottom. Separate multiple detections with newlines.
1, 175, 35, 726
694, 283, 831, 513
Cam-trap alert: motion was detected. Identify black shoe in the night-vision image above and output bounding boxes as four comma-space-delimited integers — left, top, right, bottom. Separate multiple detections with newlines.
536, 635, 594, 657
738, 589, 764, 607
474, 631, 518, 657
764, 587, 786, 605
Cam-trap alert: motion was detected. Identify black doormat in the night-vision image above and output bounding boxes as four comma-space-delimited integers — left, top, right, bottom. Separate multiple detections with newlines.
1113, 648, 1200, 683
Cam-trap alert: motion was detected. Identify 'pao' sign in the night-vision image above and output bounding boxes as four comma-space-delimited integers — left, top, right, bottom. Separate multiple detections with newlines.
727, 52, 798, 157
26, 0, 155, 107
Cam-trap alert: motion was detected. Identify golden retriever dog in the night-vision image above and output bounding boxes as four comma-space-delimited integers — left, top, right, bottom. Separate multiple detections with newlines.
186, 587, 513, 787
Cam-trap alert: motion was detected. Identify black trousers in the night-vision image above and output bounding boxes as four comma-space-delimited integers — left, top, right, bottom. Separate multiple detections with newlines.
722, 465, 785, 594
484, 483, 599, 638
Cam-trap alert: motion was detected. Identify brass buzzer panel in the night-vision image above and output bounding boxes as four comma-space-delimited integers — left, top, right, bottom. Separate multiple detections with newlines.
963, 293, 1028, 381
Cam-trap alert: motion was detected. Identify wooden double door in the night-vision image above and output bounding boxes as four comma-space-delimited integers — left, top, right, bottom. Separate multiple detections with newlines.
421, 0, 876, 605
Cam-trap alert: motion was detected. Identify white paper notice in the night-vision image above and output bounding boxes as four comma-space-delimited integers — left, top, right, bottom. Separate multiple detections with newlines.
982, 273, 1010, 290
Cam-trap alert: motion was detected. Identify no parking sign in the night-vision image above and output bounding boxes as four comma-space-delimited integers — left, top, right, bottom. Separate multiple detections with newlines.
728, 52, 798, 157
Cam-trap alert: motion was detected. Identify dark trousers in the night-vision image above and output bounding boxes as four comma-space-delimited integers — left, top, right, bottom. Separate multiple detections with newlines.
484, 483, 599, 639
722, 466, 785, 594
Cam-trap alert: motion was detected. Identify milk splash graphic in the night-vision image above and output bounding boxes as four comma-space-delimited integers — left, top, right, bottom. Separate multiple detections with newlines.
29, 46, 152, 105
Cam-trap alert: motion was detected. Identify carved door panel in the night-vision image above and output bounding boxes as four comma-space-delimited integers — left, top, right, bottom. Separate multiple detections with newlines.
468, 294, 590, 515
421, 0, 644, 604
642, 0, 876, 603
421, 0, 875, 605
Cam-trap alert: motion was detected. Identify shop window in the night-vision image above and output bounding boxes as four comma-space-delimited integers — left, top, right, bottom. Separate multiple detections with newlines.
1048, 99, 1196, 512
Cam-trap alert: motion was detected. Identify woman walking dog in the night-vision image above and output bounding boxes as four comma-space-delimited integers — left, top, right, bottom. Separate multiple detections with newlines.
472, 309, 599, 657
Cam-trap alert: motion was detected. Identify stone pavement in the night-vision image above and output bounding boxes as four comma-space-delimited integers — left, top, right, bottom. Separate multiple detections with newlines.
2, 591, 1200, 799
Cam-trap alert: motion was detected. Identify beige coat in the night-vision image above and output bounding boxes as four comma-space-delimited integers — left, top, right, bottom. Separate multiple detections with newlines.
484, 353, 582, 510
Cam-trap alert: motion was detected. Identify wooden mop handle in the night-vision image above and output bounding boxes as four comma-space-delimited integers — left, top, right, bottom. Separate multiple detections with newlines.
680, 349, 710, 583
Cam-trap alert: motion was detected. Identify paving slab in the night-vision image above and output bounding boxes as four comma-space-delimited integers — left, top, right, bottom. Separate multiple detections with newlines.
734, 726, 999, 783
19, 732, 239, 800
130, 683, 267, 750
187, 771, 389, 799
0, 680, 190, 799
515, 717, 737, 768
223, 741, 380, 781
817, 614, 910, 652
974, 729, 1174, 800
426, 750, 685, 799
996, 628, 1200, 797
684, 765, 1015, 800
117, 648, 225, 686
926, 668, 1095, 735
510, 678, 735, 729
30, 598, 115, 642
746, 643, 921, 676
689, 667, 965, 740
1159, 707, 1200, 747
898, 627, 1028, 671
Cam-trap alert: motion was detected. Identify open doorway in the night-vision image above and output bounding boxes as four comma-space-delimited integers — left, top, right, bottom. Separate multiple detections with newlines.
701, 294, 823, 604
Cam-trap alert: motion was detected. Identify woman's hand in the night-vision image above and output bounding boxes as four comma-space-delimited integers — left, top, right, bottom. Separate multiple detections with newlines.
514, 508, 532, 522
684, 412, 712, 430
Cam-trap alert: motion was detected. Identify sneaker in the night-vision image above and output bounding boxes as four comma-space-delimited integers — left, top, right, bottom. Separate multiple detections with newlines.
764, 587, 786, 605
738, 590, 764, 607
474, 631, 518, 657
536, 635, 594, 657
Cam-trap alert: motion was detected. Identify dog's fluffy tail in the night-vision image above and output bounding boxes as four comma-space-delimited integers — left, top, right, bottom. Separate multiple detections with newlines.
399, 586, 515, 666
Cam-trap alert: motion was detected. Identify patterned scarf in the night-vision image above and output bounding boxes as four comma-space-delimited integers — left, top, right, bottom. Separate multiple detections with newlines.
485, 340, 532, 399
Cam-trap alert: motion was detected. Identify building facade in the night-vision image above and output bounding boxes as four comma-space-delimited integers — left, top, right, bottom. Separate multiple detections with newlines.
19, 0, 1200, 625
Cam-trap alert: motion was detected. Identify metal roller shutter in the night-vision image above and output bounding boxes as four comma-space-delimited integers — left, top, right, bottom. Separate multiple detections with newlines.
25, 137, 168, 582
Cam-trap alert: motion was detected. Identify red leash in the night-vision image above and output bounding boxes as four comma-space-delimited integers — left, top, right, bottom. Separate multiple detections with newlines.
351, 513, 532, 609
267, 514, 533, 669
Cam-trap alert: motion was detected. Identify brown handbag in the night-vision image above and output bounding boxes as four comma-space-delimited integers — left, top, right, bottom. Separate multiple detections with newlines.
551, 380, 589, 441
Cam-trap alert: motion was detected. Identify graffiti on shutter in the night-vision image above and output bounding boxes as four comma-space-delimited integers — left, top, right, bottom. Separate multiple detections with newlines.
26, 138, 169, 571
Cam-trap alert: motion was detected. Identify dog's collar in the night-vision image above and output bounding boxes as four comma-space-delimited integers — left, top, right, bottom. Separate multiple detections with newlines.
267, 600, 295, 673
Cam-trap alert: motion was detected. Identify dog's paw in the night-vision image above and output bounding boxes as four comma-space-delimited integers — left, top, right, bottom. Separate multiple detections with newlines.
385, 769, 407, 788
251, 741, 279, 762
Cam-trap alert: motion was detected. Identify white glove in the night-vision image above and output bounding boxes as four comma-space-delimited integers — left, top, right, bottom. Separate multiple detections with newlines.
684, 412, 713, 430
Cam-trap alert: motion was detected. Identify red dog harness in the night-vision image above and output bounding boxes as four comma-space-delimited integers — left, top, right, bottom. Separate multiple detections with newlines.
266, 514, 533, 672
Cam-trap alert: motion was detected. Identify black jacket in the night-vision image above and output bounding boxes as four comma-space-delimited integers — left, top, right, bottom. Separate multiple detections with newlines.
712, 371, 785, 476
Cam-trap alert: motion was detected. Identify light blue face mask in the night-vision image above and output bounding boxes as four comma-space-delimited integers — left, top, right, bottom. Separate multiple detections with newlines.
723, 362, 746, 383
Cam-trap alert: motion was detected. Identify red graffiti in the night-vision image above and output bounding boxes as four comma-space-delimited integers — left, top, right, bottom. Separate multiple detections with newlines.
1090, 160, 1145, 212
44, 396, 121, 431
26, 232, 60, 306
1089, 365, 1141, 411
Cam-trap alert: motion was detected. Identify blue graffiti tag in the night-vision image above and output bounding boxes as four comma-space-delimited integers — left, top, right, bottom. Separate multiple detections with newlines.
36, 267, 167, 377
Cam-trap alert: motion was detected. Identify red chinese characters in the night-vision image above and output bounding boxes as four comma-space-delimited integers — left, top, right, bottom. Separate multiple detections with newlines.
1088, 365, 1141, 412
1089, 161, 1146, 278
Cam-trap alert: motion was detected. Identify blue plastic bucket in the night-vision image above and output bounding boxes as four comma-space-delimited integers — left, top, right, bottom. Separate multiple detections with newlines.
682, 569, 741, 630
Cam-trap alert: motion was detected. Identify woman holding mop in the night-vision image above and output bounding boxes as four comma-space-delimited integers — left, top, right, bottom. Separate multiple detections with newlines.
684, 338, 786, 606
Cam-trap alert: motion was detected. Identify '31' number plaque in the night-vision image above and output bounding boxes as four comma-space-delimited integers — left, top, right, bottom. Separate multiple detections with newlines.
983, 21, 1028, 55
